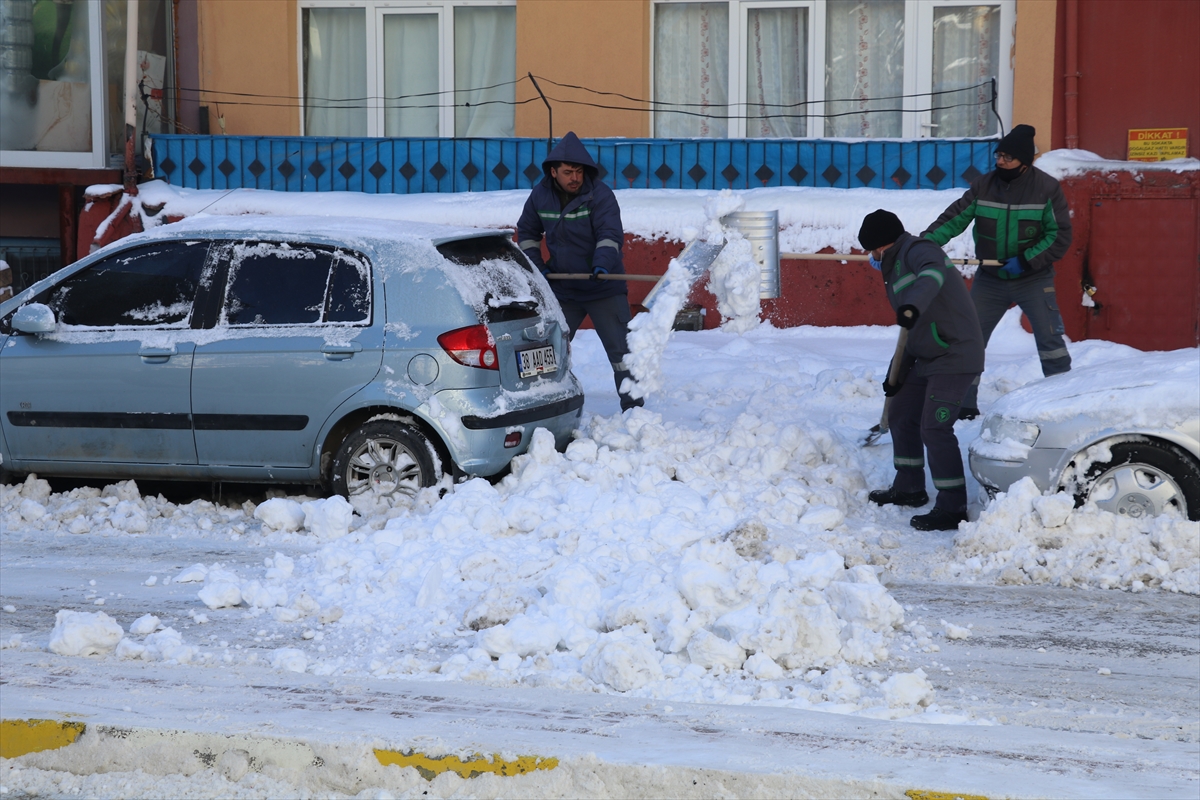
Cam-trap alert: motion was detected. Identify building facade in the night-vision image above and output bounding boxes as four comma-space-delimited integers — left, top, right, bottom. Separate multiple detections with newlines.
2, 0, 1197, 301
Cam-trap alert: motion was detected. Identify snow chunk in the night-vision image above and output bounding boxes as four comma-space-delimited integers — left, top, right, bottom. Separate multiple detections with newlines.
583, 630, 665, 692
882, 669, 935, 709
129, 614, 161, 636
301, 496, 355, 540
271, 648, 308, 673
48, 610, 123, 656
255, 498, 306, 532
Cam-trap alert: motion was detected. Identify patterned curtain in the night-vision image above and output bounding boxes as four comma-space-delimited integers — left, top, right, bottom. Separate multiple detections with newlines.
654, 2, 729, 138
824, 0, 905, 138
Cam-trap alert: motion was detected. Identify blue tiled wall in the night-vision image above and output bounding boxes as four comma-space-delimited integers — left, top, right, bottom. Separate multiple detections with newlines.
150, 135, 995, 193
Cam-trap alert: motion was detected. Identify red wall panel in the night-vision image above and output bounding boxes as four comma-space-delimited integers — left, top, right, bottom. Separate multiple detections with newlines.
1058, 0, 1200, 159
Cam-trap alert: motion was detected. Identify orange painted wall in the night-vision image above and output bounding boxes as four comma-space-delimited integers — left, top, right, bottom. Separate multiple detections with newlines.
1012, 0, 1057, 159
197, 0, 299, 135
515, 0, 651, 138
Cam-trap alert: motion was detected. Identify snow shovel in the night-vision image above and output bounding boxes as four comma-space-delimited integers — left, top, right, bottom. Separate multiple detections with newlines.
863, 328, 908, 447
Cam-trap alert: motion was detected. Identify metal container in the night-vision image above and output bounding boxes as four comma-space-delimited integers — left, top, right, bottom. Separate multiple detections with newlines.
721, 210, 780, 299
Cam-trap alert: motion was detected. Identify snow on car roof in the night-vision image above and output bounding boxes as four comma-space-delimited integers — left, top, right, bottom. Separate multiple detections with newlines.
988, 348, 1200, 430
143, 213, 502, 249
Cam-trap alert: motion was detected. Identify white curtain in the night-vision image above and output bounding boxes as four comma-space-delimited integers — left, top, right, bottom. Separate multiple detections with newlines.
383, 13, 440, 137
654, 2, 728, 138
454, 6, 516, 137
304, 7, 367, 137
825, 0, 904, 137
931, 5, 1000, 137
746, 7, 807, 137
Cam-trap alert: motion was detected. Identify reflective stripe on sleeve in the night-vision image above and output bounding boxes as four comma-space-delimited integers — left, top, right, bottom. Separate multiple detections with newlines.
518, 240, 541, 251
596, 239, 620, 250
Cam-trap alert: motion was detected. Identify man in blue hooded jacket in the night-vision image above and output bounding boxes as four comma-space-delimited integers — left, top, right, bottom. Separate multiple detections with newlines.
517, 132, 644, 411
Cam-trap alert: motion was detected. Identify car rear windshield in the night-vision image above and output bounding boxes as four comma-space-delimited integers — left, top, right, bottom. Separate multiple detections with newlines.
436, 236, 548, 323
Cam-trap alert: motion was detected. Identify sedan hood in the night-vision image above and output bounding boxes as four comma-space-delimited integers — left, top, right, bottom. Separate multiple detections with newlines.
988, 350, 1199, 434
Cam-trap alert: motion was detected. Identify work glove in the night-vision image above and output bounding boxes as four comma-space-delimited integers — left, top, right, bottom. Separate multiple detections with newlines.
590, 266, 608, 282
999, 256, 1025, 279
896, 304, 919, 330
882, 376, 901, 397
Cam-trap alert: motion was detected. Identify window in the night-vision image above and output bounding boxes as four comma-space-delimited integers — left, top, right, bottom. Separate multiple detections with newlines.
300, 1, 517, 138
652, 0, 1013, 139
0, 0, 176, 169
37, 241, 209, 328
221, 243, 371, 326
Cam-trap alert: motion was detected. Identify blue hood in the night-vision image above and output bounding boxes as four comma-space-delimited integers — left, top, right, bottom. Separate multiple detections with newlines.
542, 131, 598, 180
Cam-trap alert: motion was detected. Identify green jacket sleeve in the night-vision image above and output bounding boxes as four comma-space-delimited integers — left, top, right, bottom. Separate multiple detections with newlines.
921, 179, 981, 246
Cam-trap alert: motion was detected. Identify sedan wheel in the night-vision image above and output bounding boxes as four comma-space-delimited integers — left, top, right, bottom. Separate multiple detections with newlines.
331, 421, 439, 500
1077, 440, 1200, 521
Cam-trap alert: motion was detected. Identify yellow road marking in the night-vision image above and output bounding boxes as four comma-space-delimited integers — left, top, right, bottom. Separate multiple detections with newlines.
906, 791, 990, 800
374, 749, 558, 780
1, 719, 86, 759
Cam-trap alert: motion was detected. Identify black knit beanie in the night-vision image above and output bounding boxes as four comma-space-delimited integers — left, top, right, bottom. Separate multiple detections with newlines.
857, 209, 905, 251
996, 124, 1036, 165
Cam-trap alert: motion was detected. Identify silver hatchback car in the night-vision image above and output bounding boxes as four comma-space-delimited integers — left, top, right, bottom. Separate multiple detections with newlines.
969, 351, 1200, 520
0, 215, 583, 499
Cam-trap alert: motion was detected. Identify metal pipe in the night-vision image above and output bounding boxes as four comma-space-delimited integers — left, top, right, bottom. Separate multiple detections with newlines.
1064, 0, 1080, 149
545, 273, 660, 282
123, 0, 140, 195
781, 252, 1002, 267
528, 72, 552, 149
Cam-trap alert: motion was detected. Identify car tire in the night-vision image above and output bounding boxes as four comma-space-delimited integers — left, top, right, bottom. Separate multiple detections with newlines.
330, 421, 441, 500
1074, 439, 1200, 521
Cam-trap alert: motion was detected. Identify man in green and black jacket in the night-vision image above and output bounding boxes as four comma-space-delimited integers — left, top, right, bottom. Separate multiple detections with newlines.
922, 124, 1073, 419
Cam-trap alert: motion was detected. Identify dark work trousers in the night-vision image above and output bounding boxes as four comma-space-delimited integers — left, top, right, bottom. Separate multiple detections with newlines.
963, 268, 1071, 408
558, 294, 640, 407
889, 370, 979, 513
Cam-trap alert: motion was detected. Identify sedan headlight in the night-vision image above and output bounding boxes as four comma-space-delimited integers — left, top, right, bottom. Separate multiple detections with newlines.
980, 414, 1041, 447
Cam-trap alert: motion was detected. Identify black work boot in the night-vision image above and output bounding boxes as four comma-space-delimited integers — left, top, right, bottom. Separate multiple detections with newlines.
615, 368, 644, 411
910, 507, 968, 531
868, 488, 929, 507
619, 394, 644, 411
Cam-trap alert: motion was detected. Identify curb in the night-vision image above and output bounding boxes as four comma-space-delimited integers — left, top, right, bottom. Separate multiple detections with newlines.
2, 718, 991, 798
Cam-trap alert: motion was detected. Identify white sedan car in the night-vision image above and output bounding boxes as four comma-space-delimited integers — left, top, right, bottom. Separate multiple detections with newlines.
969, 350, 1200, 521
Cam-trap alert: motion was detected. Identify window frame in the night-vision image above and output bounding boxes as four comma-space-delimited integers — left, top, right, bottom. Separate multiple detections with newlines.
0, 0, 109, 169
651, 0, 1014, 140
297, 0, 516, 138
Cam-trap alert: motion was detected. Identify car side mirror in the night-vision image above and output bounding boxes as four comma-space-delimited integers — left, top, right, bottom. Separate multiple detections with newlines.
12, 303, 56, 334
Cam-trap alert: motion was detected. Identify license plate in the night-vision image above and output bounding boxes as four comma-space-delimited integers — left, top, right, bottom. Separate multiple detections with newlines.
516, 345, 558, 378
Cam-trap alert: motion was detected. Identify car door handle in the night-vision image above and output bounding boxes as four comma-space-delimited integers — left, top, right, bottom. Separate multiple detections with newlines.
139, 346, 177, 363
321, 343, 363, 360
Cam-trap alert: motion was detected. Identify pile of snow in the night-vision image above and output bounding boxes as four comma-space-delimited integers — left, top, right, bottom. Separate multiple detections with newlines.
4, 311, 1198, 721
942, 478, 1199, 594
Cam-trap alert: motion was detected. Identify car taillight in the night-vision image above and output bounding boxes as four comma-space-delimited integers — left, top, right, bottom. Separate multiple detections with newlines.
437, 324, 498, 370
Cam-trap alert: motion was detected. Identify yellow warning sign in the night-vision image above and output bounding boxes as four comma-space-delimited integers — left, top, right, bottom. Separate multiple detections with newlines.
1127, 128, 1188, 162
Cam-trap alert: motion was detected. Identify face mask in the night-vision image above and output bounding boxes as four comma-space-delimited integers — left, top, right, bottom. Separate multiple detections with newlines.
996, 165, 1024, 182
868, 253, 882, 271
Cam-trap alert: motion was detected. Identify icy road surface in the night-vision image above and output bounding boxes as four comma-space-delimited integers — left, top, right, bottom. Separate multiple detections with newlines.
2, 315, 1198, 797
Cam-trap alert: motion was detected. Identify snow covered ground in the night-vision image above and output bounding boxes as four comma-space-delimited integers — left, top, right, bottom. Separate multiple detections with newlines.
3, 162, 1199, 796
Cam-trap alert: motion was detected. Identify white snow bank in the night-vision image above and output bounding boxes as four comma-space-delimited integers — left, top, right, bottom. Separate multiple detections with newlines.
942, 478, 1200, 594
